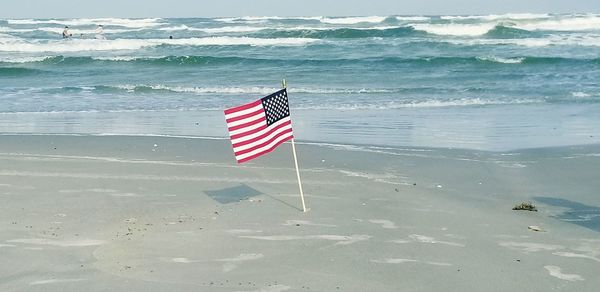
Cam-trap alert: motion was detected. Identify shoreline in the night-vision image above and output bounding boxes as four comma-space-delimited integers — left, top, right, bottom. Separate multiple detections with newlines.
2, 132, 600, 154
1, 103, 599, 152
1, 134, 598, 291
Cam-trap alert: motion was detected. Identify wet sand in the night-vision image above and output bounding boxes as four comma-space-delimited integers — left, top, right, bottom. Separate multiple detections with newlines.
0, 135, 598, 291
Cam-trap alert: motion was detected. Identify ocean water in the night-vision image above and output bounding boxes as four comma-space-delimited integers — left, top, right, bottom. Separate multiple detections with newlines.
1, 14, 599, 150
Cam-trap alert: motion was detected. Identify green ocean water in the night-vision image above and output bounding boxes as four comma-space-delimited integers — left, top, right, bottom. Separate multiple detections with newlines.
1, 14, 599, 150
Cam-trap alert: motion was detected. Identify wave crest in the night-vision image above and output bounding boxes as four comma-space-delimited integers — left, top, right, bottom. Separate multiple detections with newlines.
0, 37, 318, 53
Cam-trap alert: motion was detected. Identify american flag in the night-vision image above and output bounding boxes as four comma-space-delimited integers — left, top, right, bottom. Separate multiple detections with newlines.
224, 89, 294, 163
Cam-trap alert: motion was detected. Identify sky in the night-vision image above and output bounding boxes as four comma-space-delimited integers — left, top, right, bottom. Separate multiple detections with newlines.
1, 0, 599, 18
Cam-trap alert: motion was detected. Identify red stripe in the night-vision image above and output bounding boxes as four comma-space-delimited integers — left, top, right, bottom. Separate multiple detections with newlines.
230, 124, 267, 140
225, 108, 264, 124
231, 120, 291, 148
233, 128, 293, 156
237, 135, 294, 163
224, 99, 262, 115
227, 116, 266, 132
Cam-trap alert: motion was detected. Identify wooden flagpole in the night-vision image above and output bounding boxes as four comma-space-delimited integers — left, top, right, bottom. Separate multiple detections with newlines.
283, 79, 307, 212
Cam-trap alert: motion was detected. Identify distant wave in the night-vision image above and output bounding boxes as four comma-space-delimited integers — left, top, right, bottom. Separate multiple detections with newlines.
475, 56, 525, 64
0, 27, 36, 33
440, 13, 550, 21
513, 15, 600, 31
410, 16, 600, 36
253, 26, 419, 39
395, 16, 430, 22
319, 16, 388, 24
0, 37, 318, 52
214, 16, 389, 25
7, 18, 164, 28
11, 84, 429, 96
2, 55, 597, 66
412, 22, 498, 36
215, 16, 322, 23
484, 25, 541, 38
445, 35, 600, 47
37, 27, 143, 35
0, 67, 43, 76
376, 97, 540, 109
158, 25, 264, 33
103, 84, 402, 95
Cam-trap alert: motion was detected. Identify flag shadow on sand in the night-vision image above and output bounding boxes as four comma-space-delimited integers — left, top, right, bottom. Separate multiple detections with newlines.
205, 184, 263, 204
535, 196, 600, 232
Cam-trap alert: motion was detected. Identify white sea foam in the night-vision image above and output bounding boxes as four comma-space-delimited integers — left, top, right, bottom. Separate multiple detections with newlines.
0, 37, 318, 52
111, 84, 400, 95
514, 15, 600, 31
37, 27, 141, 34
571, 91, 592, 98
92, 56, 142, 61
441, 13, 550, 21
412, 23, 497, 36
320, 16, 387, 24
197, 26, 266, 33
0, 27, 36, 33
114, 84, 281, 94
395, 16, 430, 21
216, 16, 322, 23
158, 25, 191, 31
397, 98, 537, 108
156, 25, 263, 33
0, 56, 54, 63
445, 34, 600, 47
476, 56, 525, 64
0, 33, 18, 41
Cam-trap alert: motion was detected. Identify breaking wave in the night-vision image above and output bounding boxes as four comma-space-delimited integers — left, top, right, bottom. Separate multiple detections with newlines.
2, 55, 597, 66
7, 18, 164, 28
0, 37, 318, 52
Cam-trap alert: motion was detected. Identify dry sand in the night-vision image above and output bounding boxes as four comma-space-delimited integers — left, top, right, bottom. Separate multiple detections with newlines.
0, 135, 599, 291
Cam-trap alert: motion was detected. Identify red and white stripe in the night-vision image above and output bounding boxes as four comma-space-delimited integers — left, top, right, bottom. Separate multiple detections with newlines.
224, 99, 293, 163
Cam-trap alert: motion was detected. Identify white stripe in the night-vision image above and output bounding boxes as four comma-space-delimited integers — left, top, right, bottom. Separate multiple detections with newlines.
235, 131, 294, 161
230, 117, 291, 144
232, 123, 293, 152
228, 118, 266, 136
226, 111, 265, 128
224, 103, 263, 120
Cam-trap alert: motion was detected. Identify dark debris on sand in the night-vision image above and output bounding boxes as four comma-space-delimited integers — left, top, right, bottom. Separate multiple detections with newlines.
512, 202, 538, 212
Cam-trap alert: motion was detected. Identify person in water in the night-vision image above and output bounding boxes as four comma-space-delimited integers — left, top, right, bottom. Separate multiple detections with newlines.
62, 26, 72, 38
95, 25, 106, 40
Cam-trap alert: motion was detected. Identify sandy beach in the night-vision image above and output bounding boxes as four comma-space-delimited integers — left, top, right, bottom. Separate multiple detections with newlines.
0, 134, 598, 291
